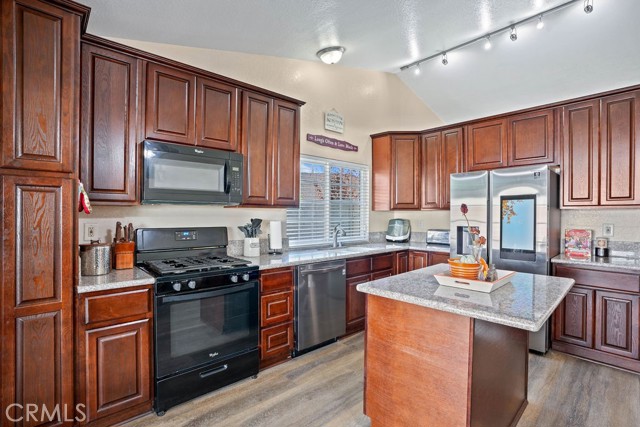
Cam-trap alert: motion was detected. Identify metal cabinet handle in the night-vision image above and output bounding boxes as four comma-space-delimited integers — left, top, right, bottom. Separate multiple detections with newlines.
199, 364, 228, 378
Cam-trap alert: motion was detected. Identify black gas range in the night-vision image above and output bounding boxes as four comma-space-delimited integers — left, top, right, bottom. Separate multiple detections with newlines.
136, 227, 259, 415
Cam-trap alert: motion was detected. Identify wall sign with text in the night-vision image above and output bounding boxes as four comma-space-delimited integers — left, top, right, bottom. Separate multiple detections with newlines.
306, 133, 358, 152
324, 110, 344, 133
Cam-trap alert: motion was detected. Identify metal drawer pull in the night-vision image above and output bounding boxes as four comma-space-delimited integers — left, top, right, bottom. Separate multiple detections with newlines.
199, 364, 228, 378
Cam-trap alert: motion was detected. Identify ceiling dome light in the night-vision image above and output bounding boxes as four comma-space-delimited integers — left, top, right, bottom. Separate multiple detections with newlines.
441, 52, 448, 65
536, 15, 545, 29
484, 36, 492, 50
316, 46, 346, 64
584, 0, 593, 14
510, 26, 518, 41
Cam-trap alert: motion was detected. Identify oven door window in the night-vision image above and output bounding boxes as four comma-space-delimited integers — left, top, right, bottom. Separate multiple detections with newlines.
155, 282, 259, 378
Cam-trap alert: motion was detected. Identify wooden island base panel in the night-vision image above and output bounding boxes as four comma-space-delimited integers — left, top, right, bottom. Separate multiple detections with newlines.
364, 295, 528, 427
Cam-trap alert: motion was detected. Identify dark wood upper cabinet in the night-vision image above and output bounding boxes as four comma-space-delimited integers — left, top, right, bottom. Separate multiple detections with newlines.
241, 91, 273, 205
272, 100, 300, 207
594, 290, 639, 359
507, 109, 556, 167
599, 90, 640, 206
1, 175, 75, 424
2, 0, 81, 173
561, 100, 600, 207
80, 43, 141, 204
421, 132, 440, 210
145, 62, 196, 145
466, 119, 508, 171
391, 134, 421, 209
196, 77, 239, 151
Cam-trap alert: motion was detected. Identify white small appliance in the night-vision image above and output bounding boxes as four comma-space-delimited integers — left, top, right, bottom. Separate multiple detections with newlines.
385, 219, 411, 242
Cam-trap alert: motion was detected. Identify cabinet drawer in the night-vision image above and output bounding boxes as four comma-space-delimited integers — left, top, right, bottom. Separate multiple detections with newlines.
260, 267, 294, 294
346, 257, 371, 277
260, 290, 293, 327
371, 269, 393, 280
260, 322, 293, 360
371, 254, 394, 272
555, 265, 640, 293
84, 288, 152, 326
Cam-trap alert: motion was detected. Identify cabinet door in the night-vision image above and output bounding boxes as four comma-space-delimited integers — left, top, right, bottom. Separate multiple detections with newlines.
421, 132, 441, 210
553, 286, 594, 348
145, 62, 195, 145
260, 290, 294, 327
595, 290, 639, 358
1, 175, 75, 424
600, 91, 640, 206
395, 251, 408, 275
408, 251, 428, 271
346, 274, 370, 335
561, 100, 600, 207
440, 127, 464, 209
85, 320, 151, 422
466, 119, 508, 171
196, 77, 238, 151
391, 134, 420, 209
428, 252, 450, 266
272, 100, 300, 207
260, 322, 293, 364
507, 109, 556, 167
241, 91, 273, 205
2, 0, 80, 173
81, 44, 140, 203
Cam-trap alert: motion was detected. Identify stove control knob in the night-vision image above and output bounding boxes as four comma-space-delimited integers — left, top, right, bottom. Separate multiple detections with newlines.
242, 273, 250, 282
187, 280, 196, 289
230, 274, 239, 283
172, 282, 182, 292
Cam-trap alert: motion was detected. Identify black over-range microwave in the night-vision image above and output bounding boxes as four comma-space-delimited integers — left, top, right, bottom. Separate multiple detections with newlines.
142, 140, 243, 205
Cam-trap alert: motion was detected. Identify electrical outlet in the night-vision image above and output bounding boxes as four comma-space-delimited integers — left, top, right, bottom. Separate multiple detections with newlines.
84, 223, 98, 241
603, 223, 614, 237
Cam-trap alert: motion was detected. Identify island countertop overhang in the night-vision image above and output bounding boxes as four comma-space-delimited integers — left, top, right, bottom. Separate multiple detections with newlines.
357, 264, 575, 332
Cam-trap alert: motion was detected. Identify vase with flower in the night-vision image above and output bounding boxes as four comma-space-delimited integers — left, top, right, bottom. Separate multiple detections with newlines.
459, 203, 489, 279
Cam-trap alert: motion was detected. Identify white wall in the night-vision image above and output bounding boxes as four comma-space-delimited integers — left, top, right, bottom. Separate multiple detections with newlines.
561, 208, 640, 242
79, 39, 442, 243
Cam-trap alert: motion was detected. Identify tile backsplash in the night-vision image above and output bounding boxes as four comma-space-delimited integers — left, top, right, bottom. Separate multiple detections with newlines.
560, 208, 640, 242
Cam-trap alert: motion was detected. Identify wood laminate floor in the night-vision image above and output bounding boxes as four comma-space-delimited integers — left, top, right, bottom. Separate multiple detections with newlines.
127, 333, 639, 427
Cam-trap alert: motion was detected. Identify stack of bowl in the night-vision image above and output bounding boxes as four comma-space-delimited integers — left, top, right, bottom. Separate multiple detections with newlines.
447, 258, 481, 280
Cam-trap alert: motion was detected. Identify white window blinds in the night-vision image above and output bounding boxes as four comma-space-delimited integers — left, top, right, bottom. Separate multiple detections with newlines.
287, 156, 370, 248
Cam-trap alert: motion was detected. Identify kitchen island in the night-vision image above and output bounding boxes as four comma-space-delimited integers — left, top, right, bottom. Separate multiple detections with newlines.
357, 264, 575, 427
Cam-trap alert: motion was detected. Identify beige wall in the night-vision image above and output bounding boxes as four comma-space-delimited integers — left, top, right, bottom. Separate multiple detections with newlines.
79, 39, 443, 243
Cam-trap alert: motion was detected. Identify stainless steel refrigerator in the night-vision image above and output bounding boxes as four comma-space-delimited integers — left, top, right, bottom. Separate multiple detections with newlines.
449, 164, 561, 353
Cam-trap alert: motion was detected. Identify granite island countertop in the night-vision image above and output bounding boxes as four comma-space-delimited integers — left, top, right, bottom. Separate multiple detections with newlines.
357, 264, 575, 332
78, 267, 155, 294
242, 242, 449, 270
551, 254, 640, 273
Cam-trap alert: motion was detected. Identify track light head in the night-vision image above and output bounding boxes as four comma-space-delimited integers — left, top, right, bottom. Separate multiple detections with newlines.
484, 36, 492, 50
584, 0, 593, 14
414, 65, 421, 75
510, 26, 518, 41
536, 15, 545, 29
441, 53, 448, 66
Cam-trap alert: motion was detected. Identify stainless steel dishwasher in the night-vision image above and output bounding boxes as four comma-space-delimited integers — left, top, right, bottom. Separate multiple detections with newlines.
294, 259, 346, 355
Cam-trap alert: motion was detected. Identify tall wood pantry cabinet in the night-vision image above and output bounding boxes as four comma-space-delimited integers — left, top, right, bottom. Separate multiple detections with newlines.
1, 0, 89, 425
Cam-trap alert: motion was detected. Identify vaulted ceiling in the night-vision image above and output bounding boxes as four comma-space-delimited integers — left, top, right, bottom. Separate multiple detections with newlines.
82, 0, 640, 123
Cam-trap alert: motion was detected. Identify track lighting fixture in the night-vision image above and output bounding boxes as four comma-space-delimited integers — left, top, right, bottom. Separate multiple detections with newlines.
400, 0, 595, 73
584, 0, 593, 14
484, 36, 492, 50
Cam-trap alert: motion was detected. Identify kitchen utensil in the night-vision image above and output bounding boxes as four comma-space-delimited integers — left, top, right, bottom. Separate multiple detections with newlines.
115, 221, 123, 243
127, 223, 134, 242
79, 240, 111, 276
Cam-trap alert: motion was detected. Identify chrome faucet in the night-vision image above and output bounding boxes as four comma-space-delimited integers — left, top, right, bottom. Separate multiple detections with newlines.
332, 224, 346, 248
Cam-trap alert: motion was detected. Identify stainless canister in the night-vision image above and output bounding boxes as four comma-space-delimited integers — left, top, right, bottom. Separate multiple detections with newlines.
79, 240, 112, 276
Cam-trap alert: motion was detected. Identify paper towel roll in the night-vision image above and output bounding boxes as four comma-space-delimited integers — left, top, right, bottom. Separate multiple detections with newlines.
269, 221, 283, 251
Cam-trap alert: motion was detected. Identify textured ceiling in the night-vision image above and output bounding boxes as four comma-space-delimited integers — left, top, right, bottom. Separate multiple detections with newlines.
82, 0, 640, 123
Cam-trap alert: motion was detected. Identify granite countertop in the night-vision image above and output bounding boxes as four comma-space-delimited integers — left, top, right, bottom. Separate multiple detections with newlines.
357, 264, 575, 332
242, 243, 450, 270
78, 267, 155, 294
551, 254, 640, 273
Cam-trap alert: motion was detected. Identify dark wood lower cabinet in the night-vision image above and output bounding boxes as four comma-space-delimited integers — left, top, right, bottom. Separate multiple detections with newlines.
346, 274, 370, 335
552, 264, 640, 372
408, 251, 428, 270
395, 251, 408, 275
76, 286, 154, 426
428, 251, 450, 266
259, 267, 294, 369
